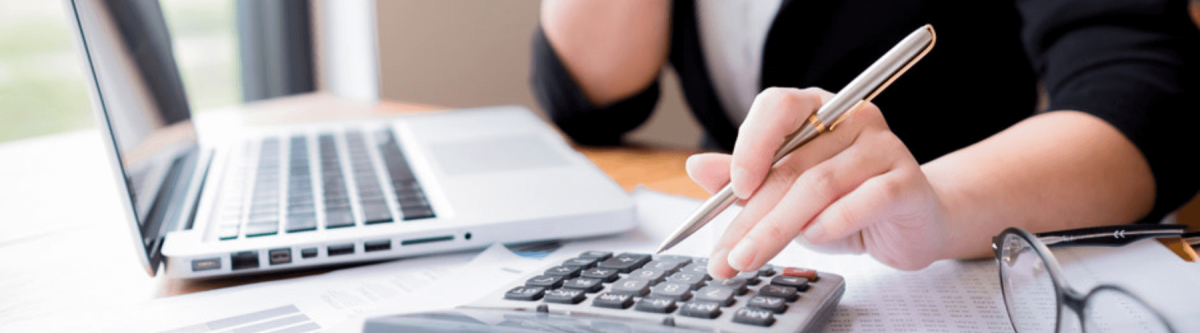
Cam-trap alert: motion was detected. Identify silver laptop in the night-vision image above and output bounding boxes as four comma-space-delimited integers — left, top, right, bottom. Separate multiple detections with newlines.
65, 0, 635, 278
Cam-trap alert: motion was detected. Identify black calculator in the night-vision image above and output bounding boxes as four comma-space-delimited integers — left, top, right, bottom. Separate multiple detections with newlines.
363, 251, 845, 332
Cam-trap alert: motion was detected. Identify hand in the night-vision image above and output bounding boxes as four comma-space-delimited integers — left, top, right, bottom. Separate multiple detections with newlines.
686, 87, 952, 279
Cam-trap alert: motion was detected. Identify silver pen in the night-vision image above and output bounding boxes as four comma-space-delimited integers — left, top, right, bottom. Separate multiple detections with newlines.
655, 25, 938, 254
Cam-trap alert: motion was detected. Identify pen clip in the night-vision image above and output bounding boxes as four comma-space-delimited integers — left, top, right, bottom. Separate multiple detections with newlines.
829, 25, 937, 131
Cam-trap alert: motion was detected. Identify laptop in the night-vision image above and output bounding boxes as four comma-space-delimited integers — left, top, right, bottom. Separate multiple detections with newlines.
64, 0, 635, 278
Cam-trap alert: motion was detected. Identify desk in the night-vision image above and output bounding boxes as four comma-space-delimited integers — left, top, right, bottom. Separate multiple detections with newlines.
0, 94, 1194, 330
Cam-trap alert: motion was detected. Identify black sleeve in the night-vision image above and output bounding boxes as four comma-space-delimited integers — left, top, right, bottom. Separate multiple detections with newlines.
529, 25, 661, 146
1016, 0, 1200, 223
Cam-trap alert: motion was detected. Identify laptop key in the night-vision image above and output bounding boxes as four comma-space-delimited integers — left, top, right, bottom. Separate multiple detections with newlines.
362, 205, 393, 224
245, 222, 279, 237
325, 209, 355, 228
401, 207, 435, 220
286, 215, 317, 232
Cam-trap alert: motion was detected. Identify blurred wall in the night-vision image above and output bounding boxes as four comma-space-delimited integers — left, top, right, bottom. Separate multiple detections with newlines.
375, 0, 704, 149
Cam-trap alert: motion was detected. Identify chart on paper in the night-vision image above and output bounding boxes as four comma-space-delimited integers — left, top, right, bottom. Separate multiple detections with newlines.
158, 305, 320, 333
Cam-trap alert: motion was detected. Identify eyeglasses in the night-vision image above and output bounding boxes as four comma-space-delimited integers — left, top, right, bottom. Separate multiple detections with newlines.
991, 224, 1187, 333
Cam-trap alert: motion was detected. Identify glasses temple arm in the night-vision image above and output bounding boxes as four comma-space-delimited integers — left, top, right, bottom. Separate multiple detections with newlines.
1037, 224, 1187, 248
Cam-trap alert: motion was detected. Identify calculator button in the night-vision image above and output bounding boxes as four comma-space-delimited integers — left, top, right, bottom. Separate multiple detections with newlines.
693, 286, 735, 306
562, 277, 604, 293
592, 292, 634, 309
757, 285, 799, 302
675, 301, 719, 319
580, 267, 620, 282
781, 267, 819, 282
708, 278, 749, 295
758, 264, 777, 277
504, 286, 545, 301
627, 268, 667, 284
747, 296, 788, 314
649, 282, 693, 301
656, 255, 693, 265
562, 257, 600, 269
610, 278, 651, 296
736, 271, 762, 285
544, 265, 582, 278
597, 253, 652, 273
770, 275, 811, 291
634, 298, 677, 314
681, 263, 709, 275
665, 272, 707, 290
579, 251, 613, 260
643, 260, 684, 273
544, 289, 587, 304
525, 275, 564, 289
732, 307, 776, 327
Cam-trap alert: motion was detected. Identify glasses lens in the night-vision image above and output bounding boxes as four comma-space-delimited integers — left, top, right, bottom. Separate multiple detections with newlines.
1084, 288, 1171, 333
999, 234, 1059, 332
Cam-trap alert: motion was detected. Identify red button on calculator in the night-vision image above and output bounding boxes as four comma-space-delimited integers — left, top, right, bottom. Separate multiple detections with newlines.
781, 267, 819, 282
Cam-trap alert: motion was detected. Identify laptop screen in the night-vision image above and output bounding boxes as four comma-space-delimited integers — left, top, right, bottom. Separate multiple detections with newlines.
68, 0, 199, 274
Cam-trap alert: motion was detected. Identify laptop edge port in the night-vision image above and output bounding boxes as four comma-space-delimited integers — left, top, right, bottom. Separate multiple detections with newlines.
230, 251, 260, 270
269, 248, 292, 265
327, 243, 355, 256
192, 257, 221, 272
300, 247, 318, 259
364, 239, 392, 252
401, 235, 454, 246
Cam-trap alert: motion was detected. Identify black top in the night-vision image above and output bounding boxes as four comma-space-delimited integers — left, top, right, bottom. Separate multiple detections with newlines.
530, 0, 1200, 224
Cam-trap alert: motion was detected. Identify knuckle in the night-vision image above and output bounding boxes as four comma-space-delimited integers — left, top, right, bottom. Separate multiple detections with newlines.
798, 167, 839, 201
876, 177, 906, 203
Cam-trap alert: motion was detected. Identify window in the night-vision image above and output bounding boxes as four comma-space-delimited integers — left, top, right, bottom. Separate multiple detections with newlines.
0, 0, 240, 144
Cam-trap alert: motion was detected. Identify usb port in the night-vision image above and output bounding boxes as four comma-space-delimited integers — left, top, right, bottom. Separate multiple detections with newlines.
269, 248, 292, 265
364, 239, 392, 252
192, 258, 221, 272
231, 251, 260, 270
327, 243, 355, 256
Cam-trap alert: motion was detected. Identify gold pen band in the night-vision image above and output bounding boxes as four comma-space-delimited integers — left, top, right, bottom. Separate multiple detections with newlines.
808, 114, 829, 133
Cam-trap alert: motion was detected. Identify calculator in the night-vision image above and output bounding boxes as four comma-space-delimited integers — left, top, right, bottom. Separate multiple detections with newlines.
363, 251, 845, 332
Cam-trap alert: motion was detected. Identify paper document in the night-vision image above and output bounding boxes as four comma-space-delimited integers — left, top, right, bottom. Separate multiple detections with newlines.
86, 187, 1198, 333
632, 188, 1200, 333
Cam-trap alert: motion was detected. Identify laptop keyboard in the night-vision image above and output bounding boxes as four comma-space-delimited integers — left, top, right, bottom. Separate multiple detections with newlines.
213, 128, 435, 241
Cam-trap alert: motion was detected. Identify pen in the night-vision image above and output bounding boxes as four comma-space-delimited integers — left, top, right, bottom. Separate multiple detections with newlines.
655, 25, 938, 254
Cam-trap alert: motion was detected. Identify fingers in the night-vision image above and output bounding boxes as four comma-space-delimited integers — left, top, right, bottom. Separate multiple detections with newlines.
802, 161, 943, 271
721, 135, 894, 273
685, 153, 732, 194
730, 88, 834, 199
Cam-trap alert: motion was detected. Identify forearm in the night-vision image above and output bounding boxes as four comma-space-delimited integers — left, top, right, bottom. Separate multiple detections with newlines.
540, 0, 670, 105
922, 111, 1155, 259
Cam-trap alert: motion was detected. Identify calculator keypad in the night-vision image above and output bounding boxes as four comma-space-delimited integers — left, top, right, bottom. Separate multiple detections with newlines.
494, 252, 840, 329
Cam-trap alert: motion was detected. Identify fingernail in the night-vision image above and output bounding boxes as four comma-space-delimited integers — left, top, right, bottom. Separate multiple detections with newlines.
731, 167, 750, 198
685, 155, 701, 177
804, 222, 825, 242
727, 241, 758, 272
707, 247, 729, 278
